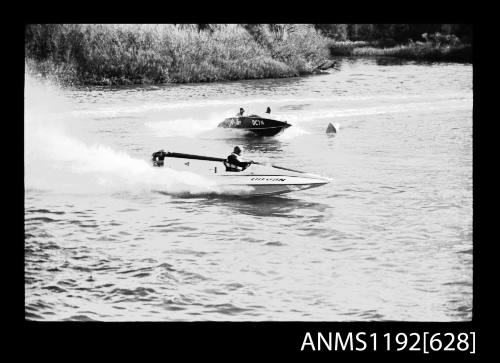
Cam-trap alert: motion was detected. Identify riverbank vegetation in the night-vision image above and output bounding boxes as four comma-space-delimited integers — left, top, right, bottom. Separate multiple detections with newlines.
25, 24, 472, 85
25, 24, 330, 85
317, 24, 472, 62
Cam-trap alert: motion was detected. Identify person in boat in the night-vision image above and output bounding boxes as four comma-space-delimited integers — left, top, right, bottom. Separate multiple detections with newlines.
236, 107, 245, 117
225, 145, 253, 172
265, 106, 271, 114
152, 149, 168, 167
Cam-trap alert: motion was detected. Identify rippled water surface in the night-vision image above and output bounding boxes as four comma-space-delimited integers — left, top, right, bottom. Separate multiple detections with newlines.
25, 58, 472, 321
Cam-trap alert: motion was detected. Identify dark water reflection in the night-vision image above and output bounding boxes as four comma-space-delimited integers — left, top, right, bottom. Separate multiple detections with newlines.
196, 195, 330, 218
219, 136, 286, 154
374, 57, 416, 66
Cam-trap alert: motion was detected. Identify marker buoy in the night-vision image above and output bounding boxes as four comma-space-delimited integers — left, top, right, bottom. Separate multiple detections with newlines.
326, 122, 339, 134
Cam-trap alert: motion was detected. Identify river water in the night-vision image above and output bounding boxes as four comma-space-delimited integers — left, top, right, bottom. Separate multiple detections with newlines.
25, 57, 473, 321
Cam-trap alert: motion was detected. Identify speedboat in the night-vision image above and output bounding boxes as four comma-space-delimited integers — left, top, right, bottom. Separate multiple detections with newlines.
161, 151, 331, 196
218, 114, 291, 136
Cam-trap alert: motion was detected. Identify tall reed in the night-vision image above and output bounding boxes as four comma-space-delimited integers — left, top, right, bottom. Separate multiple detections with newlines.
25, 24, 331, 85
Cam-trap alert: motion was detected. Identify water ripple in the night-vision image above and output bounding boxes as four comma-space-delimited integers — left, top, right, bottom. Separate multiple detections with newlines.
25, 59, 472, 321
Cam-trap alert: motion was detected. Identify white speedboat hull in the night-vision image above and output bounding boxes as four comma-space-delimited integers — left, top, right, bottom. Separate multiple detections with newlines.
216, 174, 329, 196
162, 154, 331, 196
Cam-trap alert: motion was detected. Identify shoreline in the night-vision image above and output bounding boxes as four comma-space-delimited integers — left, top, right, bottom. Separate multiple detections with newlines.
26, 53, 471, 88
328, 41, 472, 63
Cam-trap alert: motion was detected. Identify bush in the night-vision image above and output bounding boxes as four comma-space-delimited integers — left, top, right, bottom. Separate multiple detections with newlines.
327, 40, 371, 56
422, 32, 462, 47
325, 32, 471, 63
350, 41, 472, 62
25, 24, 332, 85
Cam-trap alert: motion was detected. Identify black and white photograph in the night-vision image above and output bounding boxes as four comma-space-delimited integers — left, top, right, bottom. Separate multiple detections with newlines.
24, 24, 473, 327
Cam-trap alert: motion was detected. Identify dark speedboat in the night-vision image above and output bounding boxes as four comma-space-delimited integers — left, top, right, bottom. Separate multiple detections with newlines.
218, 114, 291, 136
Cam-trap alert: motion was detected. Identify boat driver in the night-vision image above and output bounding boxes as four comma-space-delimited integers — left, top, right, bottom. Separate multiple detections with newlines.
225, 146, 253, 172
236, 107, 245, 117
152, 149, 168, 167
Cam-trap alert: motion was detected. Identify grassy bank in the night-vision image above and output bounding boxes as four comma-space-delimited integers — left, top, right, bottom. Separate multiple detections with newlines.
25, 24, 331, 85
327, 33, 472, 62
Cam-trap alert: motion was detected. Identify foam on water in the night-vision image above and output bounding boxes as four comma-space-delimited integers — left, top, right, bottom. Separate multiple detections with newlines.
145, 116, 223, 138
280, 99, 471, 124
62, 91, 471, 119
275, 125, 310, 140
140, 95, 471, 140
24, 75, 250, 196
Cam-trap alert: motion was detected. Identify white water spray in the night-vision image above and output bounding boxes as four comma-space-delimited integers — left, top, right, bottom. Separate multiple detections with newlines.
24, 74, 250, 196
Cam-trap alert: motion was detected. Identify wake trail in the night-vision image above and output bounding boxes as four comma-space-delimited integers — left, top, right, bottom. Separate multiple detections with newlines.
24, 75, 250, 197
